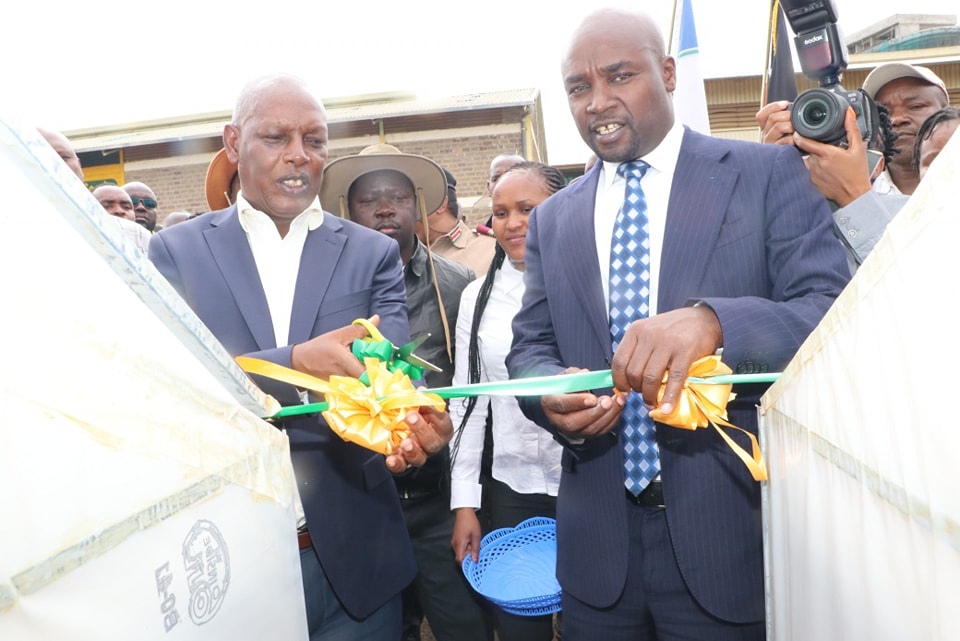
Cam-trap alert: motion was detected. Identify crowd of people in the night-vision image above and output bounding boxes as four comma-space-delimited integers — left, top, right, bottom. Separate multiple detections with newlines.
34, 6, 956, 641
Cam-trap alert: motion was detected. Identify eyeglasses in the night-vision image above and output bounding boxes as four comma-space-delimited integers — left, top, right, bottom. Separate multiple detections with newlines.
129, 195, 158, 209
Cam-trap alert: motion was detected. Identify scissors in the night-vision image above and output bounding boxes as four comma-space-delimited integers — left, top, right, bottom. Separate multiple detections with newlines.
396, 333, 442, 373
351, 318, 442, 374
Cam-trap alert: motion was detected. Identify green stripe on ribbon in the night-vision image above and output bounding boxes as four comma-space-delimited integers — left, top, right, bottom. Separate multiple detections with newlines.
273, 401, 329, 419
428, 369, 613, 399
429, 370, 779, 399
270, 370, 779, 419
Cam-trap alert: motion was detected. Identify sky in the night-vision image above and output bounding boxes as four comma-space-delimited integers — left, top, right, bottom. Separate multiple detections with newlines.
3, 0, 956, 165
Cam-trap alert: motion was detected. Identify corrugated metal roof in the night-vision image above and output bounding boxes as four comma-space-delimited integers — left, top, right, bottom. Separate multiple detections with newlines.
329, 88, 539, 120
68, 89, 540, 153
70, 119, 228, 153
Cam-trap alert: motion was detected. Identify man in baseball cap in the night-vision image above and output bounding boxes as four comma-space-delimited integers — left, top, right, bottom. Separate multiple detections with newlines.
861, 62, 950, 196
861, 62, 948, 102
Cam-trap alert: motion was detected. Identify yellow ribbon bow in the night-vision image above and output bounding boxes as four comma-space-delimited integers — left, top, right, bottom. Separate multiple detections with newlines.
647, 355, 768, 481
322, 358, 445, 455
235, 356, 445, 455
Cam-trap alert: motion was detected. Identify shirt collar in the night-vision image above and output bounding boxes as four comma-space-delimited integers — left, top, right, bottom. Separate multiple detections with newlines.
871, 169, 901, 196
500, 258, 526, 292
407, 239, 428, 278
599, 121, 684, 189
236, 193, 325, 236
445, 219, 470, 249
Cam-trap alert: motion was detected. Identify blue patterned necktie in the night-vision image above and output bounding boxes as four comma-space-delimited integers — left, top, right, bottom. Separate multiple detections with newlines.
609, 160, 659, 496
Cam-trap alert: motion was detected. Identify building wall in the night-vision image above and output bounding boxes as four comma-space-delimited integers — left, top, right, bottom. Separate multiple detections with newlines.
329, 133, 525, 224
127, 131, 524, 228
346, 134, 524, 200
125, 160, 209, 225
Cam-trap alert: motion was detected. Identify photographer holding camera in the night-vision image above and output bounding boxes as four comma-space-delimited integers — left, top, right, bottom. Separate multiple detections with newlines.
759, 63, 948, 197
756, 2, 950, 273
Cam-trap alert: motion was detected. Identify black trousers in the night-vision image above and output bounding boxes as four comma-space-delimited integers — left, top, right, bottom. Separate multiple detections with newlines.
399, 488, 493, 641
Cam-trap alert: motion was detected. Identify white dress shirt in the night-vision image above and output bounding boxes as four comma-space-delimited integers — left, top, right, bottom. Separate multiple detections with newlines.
449, 260, 562, 510
237, 192, 324, 347
237, 192, 324, 528
594, 120, 685, 315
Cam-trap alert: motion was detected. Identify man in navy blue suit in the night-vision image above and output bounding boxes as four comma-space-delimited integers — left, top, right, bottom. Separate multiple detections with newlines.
506, 9, 850, 640
149, 74, 453, 641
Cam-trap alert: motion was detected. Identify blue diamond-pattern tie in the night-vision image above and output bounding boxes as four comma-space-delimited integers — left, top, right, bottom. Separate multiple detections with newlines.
609, 160, 659, 496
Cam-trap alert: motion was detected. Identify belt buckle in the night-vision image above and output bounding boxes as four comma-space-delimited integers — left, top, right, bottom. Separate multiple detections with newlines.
627, 481, 664, 508
297, 528, 313, 550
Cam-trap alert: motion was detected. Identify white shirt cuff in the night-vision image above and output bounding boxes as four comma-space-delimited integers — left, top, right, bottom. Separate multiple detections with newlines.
450, 480, 483, 510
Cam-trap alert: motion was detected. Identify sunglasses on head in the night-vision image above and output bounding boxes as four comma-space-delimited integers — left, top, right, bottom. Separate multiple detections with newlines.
130, 195, 158, 209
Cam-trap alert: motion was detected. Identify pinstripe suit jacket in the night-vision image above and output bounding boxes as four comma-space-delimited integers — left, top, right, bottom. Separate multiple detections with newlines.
149, 206, 416, 620
506, 128, 850, 623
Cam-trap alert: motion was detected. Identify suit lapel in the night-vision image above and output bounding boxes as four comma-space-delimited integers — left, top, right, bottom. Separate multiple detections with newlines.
659, 131, 738, 312
205, 209, 277, 350
555, 167, 613, 357
289, 214, 345, 345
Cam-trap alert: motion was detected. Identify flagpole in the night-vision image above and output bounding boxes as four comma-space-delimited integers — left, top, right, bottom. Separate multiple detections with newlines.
761, 0, 778, 107
667, 0, 680, 57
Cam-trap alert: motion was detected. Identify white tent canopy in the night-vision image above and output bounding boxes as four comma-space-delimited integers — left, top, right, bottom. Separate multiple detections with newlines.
761, 131, 960, 640
0, 118, 306, 640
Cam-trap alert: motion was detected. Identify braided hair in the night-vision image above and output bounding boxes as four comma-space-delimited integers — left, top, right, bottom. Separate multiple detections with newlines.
450, 161, 566, 464
912, 107, 960, 177
872, 102, 898, 166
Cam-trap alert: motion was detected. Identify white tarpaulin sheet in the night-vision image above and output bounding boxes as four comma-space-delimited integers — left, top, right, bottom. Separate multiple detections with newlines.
0, 118, 307, 640
760, 131, 960, 640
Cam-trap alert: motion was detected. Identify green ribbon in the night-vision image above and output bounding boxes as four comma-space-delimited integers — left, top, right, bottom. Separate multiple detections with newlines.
428, 369, 613, 399
428, 370, 779, 398
270, 336, 427, 419
270, 369, 779, 419
351, 337, 425, 385
274, 401, 329, 419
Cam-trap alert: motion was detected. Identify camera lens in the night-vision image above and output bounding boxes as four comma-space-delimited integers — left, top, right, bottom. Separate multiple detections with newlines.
791, 88, 848, 145
803, 101, 829, 126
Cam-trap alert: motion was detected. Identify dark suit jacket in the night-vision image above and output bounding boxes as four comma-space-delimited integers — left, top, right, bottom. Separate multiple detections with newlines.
149, 205, 416, 619
506, 128, 850, 623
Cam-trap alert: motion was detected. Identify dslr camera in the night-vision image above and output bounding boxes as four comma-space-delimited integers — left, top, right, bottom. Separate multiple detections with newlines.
782, 0, 879, 148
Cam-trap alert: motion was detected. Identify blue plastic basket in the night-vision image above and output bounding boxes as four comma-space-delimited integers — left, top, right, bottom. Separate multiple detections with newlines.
461, 517, 561, 616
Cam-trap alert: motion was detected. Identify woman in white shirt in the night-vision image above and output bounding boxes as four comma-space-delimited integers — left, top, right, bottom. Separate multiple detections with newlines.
449, 162, 566, 641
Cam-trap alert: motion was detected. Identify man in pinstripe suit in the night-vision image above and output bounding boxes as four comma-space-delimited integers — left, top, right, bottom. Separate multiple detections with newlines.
506, 9, 850, 641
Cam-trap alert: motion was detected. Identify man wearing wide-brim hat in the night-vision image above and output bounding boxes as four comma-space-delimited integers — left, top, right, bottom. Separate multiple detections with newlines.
320, 144, 447, 222
320, 143, 491, 641
204, 147, 240, 212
